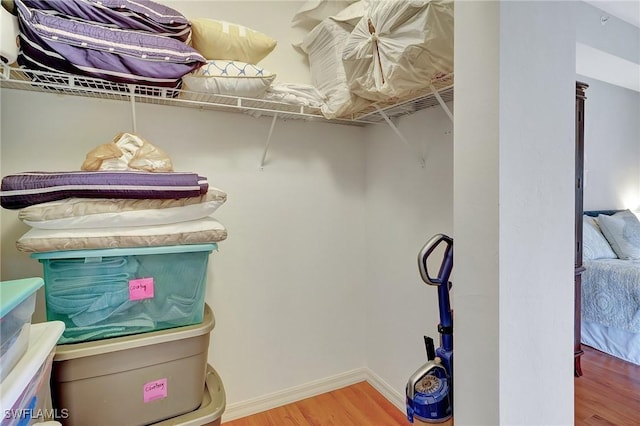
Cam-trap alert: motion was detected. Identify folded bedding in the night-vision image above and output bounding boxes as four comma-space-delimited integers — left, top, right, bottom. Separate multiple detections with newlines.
18, 190, 227, 229
20, 0, 192, 42
0, 171, 208, 209
15, 0, 204, 87
16, 215, 227, 252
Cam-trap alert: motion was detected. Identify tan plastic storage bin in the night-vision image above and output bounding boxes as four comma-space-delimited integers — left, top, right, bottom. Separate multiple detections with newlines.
152, 364, 225, 426
51, 304, 215, 426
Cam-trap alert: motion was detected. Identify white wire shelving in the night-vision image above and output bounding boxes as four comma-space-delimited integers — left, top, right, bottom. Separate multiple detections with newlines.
0, 65, 454, 167
0, 64, 453, 126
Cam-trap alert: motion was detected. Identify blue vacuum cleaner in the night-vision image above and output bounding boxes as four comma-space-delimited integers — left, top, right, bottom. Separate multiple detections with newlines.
406, 234, 454, 424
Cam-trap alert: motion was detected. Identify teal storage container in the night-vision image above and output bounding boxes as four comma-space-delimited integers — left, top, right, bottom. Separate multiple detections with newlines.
0, 278, 44, 381
32, 244, 216, 344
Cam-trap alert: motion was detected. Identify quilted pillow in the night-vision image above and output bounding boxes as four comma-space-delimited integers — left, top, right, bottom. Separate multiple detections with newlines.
183, 60, 276, 97
582, 216, 617, 260
597, 210, 640, 259
190, 18, 277, 64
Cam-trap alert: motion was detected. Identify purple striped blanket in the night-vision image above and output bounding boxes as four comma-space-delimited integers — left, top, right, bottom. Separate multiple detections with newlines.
1, 171, 208, 209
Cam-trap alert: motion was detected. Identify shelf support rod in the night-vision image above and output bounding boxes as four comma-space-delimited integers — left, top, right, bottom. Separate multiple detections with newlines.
128, 84, 137, 133
375, 107, 425, 168
260, 113, 278, 169
430, 84, 453, 123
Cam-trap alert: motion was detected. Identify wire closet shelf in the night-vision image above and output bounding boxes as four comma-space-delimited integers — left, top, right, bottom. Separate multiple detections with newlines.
0, 65, 453, 126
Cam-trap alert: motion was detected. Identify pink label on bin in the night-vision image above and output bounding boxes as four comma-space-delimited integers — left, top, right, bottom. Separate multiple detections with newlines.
143, 378, 167, 403
129, 277, 154, 301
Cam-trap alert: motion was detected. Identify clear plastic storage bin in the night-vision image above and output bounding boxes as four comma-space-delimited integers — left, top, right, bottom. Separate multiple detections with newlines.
0, 278, 44, 381
31, 244, 216, 344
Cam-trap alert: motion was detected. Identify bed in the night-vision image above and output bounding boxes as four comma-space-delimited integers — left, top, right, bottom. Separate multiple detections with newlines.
581, 209, 640, 365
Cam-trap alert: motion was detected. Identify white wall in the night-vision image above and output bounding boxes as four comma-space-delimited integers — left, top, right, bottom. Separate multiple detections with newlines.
577, 1, 640, 65
579, 77, 640, 211
363, 104, 453, 405
455, 2, 575, 425
0, 89, 367, 407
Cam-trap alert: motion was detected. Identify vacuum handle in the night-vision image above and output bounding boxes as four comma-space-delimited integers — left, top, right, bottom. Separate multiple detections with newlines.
406, 360, 447, 400
418, 234, 453, 286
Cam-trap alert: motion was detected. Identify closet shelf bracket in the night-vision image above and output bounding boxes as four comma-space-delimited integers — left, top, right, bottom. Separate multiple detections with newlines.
259, 113, 278, 170
128, 84, 137, 133
430, 84, 453, 122
375, 107, 426, 168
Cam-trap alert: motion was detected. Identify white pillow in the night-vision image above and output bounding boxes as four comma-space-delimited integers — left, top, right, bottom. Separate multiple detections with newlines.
183, 60, 276, 98
582, 215, 617, 260
597, 210, 640, 260
291, 0, 358, 28
301, 18, 371, 119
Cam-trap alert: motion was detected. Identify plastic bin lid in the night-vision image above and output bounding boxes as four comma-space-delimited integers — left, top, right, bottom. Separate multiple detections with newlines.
54, 304, 215, 361
0, 321, 65, 410
30, 243, 218, 260
0, 277, 44, 318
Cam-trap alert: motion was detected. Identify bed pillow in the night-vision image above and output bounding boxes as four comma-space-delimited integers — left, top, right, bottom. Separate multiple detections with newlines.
182, 60, 276, 97
597, 210, 640, 260
190, 18, 277, 64
582, 215, 617, 260
16, 216, 227, 253
301, 18, 372, 119
291, 0, 358, 27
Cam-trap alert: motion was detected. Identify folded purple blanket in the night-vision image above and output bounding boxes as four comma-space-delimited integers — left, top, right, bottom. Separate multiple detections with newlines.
1, 171, 209, 209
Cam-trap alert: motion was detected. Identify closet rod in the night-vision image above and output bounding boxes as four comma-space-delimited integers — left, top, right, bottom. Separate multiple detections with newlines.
430, 84, 453, 122
128, 84, 137, 133
375, 107, 426, 168
260, 113, 278, 169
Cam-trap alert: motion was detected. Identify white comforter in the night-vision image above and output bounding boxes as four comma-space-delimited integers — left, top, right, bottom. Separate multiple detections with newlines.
582, 259, 640, 333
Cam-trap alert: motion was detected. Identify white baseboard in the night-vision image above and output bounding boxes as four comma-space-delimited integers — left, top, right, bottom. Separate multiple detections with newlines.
222, 368, 406, 422
364, 368, 406, 413
222, 368, 367, 422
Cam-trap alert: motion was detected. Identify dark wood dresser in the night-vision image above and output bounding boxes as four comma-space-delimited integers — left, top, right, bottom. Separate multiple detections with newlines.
575, 81, 588, 377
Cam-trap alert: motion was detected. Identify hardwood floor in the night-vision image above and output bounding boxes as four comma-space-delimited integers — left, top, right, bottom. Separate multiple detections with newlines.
222, 381, 408, 426
575, 345, 640, 425
224, 346, 640, 426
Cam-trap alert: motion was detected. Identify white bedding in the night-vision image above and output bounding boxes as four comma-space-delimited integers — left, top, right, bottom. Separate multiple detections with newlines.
581, 258, 640, 366
342, 0, 454, 102
582, 320, 640, 365
582, 259, 640, 333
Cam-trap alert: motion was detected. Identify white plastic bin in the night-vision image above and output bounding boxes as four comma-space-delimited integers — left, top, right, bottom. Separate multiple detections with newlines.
0, 321, 65, 426
0, 278, 44, 381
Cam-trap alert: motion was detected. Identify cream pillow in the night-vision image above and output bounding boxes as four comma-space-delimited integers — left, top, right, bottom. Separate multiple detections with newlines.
190, 18, 277, 64
183, 60, 276, 97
